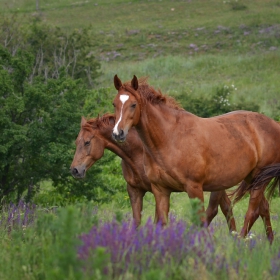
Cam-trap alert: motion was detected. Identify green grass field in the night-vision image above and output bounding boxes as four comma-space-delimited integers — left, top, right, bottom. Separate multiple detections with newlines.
1, 194, 280, 279
1, 0, 279, 222
2, 0, 280, 115
1, 0, 280, 278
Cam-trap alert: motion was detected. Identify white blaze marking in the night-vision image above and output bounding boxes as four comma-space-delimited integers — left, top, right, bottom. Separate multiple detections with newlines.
113, 95, 129, 135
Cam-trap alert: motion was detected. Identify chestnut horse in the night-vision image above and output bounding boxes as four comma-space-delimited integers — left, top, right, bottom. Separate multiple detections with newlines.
112, 75, 280, 242
70, 113, 236, 229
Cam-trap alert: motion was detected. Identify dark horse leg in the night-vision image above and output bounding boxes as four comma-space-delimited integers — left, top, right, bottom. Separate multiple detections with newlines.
206, 191, 236, 232
127, 184, 146, 227
258, 194, 273, 242
240, 187, 273, 243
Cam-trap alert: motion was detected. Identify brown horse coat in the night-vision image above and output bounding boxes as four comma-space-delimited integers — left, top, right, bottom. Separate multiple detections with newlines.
112, 75, 280, 242
70, 114, 236, 229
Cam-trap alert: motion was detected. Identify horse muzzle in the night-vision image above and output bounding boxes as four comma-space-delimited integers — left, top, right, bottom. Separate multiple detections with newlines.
112, 129, 126, 143
70, 165, 86, 179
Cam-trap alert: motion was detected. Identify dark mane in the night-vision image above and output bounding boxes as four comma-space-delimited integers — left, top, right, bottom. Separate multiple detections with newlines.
123, 77, 183, 111
82, 113, 115, 131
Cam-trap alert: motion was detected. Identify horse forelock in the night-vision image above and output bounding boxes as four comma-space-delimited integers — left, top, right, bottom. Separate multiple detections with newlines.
123, 77, 183, 111
82, 113, 115, 132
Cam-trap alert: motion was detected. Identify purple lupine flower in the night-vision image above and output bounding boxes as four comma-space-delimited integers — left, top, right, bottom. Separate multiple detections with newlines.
0, 200, 37, 232
78, 214, 223, 276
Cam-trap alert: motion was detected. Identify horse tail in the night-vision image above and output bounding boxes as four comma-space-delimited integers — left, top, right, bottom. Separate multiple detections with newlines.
230, 163, 280, 203
250, 163, 280, 201
229, 181, 249, 204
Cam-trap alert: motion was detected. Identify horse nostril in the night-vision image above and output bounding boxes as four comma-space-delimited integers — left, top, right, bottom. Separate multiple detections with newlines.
72, 168, 79, 175
119, 129, 124, 137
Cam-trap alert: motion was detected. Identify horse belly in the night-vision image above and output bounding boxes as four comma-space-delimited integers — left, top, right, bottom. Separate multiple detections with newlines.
203, 152, 256, 191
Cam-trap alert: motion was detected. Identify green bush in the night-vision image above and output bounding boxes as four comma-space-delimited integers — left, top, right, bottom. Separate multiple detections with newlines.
0, 15, 101, 88
178, 84, 260, 118
0, 15, 113, 203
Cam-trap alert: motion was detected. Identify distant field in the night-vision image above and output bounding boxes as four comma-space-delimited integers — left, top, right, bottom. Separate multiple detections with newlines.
3, 0, 280, 58
98, 53, 280, 116
1, 0, 280, 116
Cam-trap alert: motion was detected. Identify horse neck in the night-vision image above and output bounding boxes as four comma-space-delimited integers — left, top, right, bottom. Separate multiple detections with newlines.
136, 102, 194, 149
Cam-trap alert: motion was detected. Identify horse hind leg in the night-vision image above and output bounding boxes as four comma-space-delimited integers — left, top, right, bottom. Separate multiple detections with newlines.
206, 191, 236, 232
219, 191, 236, 232
240, 188, 273, 242
240, 163, 280, 243
205, 191, 221, 227
258, 194, 273, 243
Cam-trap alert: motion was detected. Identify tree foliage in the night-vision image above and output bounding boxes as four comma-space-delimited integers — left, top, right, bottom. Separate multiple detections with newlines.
0, 45, 81, 200
0, 16, 108, 202
0, 15, 100, 87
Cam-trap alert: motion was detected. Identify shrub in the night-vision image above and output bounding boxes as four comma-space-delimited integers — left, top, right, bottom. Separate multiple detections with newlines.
178, 84, 260, 117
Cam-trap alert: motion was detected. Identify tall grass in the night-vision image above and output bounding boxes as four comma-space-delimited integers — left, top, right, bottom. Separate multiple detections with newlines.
1, 197, 280, 279
98, 52, 280, 116
0, 1, 279, 278
1, 0, 279, 116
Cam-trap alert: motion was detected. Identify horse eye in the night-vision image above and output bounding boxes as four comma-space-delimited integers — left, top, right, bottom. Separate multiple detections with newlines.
112, 103, 116, 107
131, 103, 136, 108
85, 141, 90, 146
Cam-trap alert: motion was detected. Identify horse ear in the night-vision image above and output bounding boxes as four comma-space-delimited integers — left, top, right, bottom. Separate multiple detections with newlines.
131, 75, 138, 90
114, 75, 123, 90
108, 116, 115, 126
81, 116, 87, 127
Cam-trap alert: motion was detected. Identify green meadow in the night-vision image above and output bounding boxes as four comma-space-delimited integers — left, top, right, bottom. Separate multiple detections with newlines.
1, 0, 280, 279
1, 0, 280, 115
0, 0, 280, 116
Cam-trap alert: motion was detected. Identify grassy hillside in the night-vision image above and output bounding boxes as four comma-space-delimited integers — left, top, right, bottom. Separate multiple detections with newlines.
1, 3, 280, 278
2, 0, 280, 57
99, 53, 280, 115
1, 0, 280, 116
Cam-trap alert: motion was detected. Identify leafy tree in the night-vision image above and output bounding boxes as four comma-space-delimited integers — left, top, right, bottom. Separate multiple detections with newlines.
0, 45, 126, 204
0, 15, 101, 88
0, 46, 83, 200
0, 15, 129, 204
0, 15, 119, 203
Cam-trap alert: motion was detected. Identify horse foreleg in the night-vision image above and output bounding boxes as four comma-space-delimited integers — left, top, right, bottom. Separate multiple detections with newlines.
127, 184, 146, 228
151, 184, 171, 226
185, 182, 206, 226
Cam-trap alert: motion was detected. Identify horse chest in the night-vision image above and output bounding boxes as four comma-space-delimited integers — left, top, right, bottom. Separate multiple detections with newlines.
143, 153, 183, 190
122, 161, 151, 191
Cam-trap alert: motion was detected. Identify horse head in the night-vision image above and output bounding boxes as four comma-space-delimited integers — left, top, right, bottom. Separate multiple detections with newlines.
112, 75, 141, 142
70, 116, 114, 178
